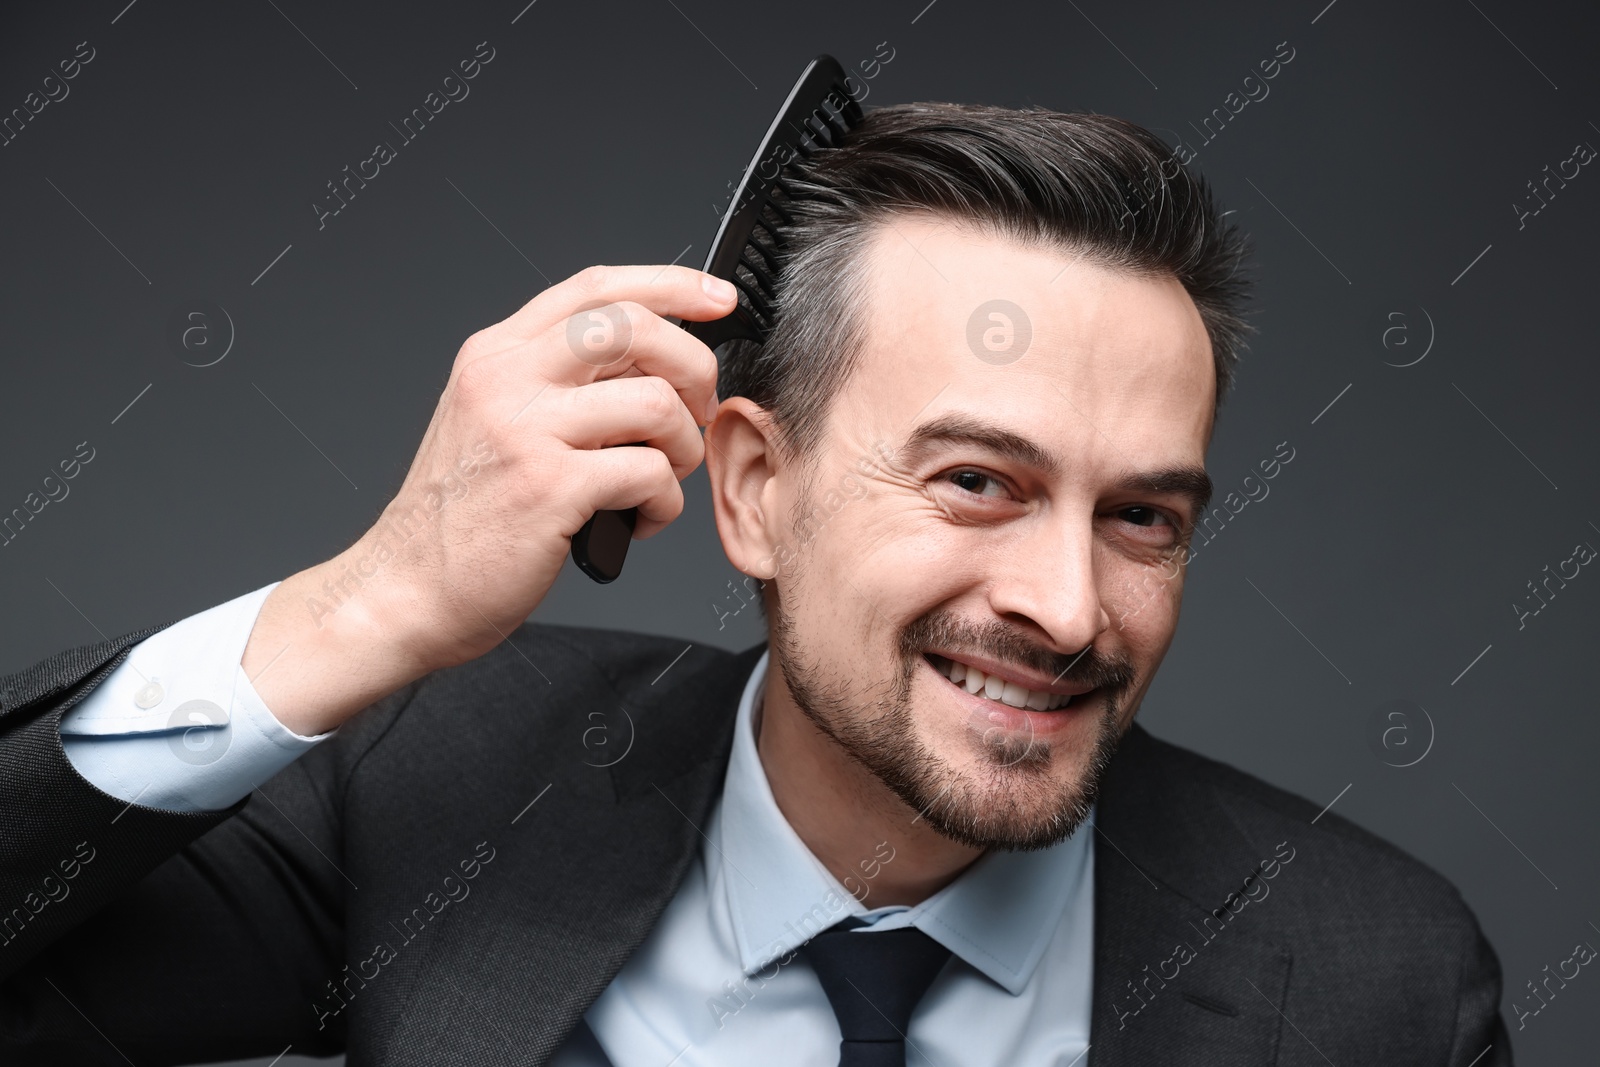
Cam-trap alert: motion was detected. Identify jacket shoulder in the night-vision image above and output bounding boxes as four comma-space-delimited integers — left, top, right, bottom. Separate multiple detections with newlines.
1115, 731, 1510, 1058
1133, 727, 1481, 928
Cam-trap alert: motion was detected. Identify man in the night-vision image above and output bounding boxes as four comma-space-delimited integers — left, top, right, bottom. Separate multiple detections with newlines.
0, 102, 1509, 1065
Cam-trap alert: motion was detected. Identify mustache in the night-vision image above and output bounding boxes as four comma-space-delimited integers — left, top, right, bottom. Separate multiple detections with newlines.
899, 611, 1137, 693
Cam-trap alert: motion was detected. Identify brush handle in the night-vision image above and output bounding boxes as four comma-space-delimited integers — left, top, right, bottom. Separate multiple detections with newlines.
571, 462, 642, 584
570, 508, 637, 585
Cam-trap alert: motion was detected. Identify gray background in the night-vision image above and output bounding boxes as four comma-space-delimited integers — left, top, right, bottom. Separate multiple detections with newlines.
2, 0, 1595, 1063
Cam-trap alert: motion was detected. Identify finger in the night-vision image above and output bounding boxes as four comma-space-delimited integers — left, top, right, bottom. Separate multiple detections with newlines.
633, 514, 673, 541
550, 376, 707, 480
538, 302, 720, 424
479, 264, 737, 352
572, 445, 686, 530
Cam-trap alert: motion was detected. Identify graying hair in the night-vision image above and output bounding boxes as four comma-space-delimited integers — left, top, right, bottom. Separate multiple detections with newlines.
716, 101, 1254, 477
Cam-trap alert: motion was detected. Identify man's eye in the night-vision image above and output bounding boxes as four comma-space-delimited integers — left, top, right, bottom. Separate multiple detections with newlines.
1119, 506, 1172, 528
947, 470, 1009, 498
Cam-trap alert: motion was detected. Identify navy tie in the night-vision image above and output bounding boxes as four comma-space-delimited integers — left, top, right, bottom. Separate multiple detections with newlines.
800, 923, 953, 1067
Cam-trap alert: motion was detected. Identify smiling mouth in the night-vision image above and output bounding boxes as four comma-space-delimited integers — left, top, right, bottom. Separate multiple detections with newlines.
922, 653, 1092, 712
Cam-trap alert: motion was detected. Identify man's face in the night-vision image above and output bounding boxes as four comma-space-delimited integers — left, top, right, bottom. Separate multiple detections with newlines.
753, 213, 1215, 851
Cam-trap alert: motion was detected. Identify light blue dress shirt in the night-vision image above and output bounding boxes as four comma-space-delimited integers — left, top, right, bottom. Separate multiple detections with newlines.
58, 592, 1095, 1066
59, 582, 330, 812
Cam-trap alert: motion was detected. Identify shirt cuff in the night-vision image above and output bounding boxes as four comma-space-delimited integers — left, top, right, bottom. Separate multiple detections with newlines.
59, 581, 334, 812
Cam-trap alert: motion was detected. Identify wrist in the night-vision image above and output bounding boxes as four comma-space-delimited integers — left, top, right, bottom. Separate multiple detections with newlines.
244, 541, 438, 737
312, 532, 444, 676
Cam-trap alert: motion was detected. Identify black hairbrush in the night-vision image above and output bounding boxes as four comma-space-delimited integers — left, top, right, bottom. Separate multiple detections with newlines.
570, 54, 863, 584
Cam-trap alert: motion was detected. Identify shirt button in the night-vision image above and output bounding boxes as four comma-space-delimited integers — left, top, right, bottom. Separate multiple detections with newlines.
134, 678, 164, 709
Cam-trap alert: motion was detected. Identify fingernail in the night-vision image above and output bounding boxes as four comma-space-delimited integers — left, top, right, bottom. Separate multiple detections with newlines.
702, 275, 736, 302
704, 393, 720, 422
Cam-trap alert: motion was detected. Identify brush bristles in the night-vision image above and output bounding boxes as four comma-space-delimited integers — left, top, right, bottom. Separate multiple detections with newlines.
728, 77, 861, 339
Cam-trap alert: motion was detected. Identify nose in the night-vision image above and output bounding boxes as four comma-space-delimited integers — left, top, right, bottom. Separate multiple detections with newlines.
985, 507, 1109, 655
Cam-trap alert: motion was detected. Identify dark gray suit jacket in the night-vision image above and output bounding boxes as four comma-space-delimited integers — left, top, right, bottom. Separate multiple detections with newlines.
0, 621, 1511, 1065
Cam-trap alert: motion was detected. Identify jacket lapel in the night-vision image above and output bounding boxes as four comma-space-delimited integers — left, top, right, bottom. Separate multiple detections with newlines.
1087, 724, 1292, 1065
374, 640, 765, 1066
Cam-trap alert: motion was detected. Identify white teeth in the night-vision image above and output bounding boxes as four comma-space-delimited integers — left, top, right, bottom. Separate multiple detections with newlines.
930, 655, 1075, 713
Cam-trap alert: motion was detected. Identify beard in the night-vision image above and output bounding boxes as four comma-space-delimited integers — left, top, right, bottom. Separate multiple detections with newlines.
770, 599, 1137, 851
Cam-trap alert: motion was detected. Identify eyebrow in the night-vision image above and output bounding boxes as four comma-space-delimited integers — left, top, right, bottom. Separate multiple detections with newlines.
898, 412, 1215, 517
1114, 466, 1214, 519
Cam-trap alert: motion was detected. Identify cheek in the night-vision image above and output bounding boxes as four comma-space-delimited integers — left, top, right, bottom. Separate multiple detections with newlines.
815, 495, 975, 595
787, 509, 976, 660
1121, 589, 1182, 681
1105, 558, 1185, 643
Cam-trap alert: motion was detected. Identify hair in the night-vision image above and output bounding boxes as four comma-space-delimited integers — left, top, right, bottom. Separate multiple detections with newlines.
716, 101, 1255, 476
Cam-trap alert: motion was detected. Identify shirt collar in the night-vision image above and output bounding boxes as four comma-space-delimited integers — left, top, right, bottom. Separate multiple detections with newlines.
713, 648, 1093, 996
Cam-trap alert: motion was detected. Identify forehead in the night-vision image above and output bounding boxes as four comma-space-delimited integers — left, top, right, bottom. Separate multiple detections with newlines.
827, 214, 1216, 470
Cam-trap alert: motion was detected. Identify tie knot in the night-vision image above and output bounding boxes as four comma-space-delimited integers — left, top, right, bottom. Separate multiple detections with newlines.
800, 924, 953, 1063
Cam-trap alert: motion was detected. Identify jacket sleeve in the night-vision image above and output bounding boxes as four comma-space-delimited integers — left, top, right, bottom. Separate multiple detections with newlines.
0, 627, 412, 1065
1448, 894, 1514, 1066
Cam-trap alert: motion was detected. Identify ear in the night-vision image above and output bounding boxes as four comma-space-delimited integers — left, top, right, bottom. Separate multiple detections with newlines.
705, 397, 784, 580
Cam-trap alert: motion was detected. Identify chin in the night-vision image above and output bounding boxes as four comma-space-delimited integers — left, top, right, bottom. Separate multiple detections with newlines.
903, 685, 1123, 852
